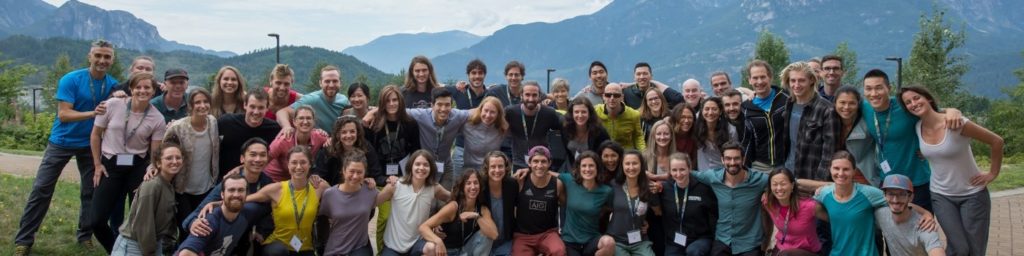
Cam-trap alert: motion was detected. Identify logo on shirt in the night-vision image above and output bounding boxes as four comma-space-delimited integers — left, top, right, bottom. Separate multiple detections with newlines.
529, 199, 548, 211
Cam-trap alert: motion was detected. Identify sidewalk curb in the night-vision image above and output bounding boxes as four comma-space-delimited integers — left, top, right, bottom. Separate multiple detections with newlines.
992, 187, 1024, 198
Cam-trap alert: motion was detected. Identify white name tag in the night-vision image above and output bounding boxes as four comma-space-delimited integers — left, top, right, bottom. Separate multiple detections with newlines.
289, 235, 302, 252
627, 229, 642, 244
880, 160, 892, 173
386, 164, 400, 176
436, 163, 445, 173
674, 232, 688, 246
116, 154, 134, 166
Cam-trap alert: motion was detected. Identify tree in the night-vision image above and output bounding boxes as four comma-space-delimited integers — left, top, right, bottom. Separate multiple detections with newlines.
833, 41, 860, 86
905, 5, 968, 109
304, 61, 329, 93
43, 53, 73, 110
743, 30, 790, 88
987, 51, 1024, 157
0, 52, 38, 120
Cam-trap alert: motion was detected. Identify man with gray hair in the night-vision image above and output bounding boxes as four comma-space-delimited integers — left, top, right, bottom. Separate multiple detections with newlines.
14, 39, 118, 255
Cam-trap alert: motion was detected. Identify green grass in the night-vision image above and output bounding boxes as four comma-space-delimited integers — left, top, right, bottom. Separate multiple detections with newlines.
988, 164, 1024, 192
0, 148, 43, 157
0, 174, 106, 256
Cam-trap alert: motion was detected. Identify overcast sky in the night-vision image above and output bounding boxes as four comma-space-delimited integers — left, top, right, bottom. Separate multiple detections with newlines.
42, 0, 612, 54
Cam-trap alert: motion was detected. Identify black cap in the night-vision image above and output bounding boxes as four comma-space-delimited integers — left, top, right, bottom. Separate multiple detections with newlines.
164, 68, 189, 80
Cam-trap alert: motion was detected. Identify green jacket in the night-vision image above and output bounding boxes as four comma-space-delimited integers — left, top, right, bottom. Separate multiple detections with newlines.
595, 103, 646, 150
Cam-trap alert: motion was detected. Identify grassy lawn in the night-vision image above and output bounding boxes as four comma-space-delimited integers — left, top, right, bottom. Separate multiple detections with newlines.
0, 174, 106, 256
0, 148, 43, 157
988, 164, 1024, 192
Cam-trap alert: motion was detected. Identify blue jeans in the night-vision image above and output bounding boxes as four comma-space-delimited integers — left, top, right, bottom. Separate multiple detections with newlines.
13, 143, 95, 245
111, 234, 163, 256
664, 238, 712, 256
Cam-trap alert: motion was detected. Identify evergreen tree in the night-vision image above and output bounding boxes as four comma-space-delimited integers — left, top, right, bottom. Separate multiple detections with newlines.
743, 30, 790, 87
0, 52, 37, 119
905, 5, 968, 108
833, 41, 860, 86
43, 53, 73, 110
987, 51, 1024, 156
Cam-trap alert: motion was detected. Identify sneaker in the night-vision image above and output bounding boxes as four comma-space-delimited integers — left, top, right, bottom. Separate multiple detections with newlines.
14, 245, 30, 256
79, 240, 94, 249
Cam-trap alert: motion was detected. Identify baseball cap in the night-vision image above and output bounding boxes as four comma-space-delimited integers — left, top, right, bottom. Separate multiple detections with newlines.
164, 68, 189, 80
882, 174, 913, 192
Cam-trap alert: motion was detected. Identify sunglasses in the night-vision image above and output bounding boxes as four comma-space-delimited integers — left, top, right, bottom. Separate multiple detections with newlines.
603, 93, 623, 98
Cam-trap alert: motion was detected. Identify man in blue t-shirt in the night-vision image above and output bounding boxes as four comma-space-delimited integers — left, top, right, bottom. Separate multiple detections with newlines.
178, 174, 262, 256
860, 69, 962, 212
14, 40, 119, 255
275, 65, 349, 133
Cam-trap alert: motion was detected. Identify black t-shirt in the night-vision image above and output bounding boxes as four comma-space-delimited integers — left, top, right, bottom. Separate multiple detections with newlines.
658, 179, 718, 243
217, 113, 281, 176
504, 105, 563, 168
365, 120, 422, 184
403, 89, 432, 109
515, 177, 559, 234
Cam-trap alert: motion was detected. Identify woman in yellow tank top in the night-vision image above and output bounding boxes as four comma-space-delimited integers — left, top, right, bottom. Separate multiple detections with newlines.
245, 146, 329, 255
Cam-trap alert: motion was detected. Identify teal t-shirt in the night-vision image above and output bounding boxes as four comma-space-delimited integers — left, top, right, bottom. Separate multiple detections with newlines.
691, 169, 769, 253
814, 184, 886, 256
860, 97, 930, 185
289, 90, 349, 131
558, 172, 612, 244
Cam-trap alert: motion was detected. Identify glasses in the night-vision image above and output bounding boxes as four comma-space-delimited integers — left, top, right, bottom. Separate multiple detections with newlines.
823, 67, 843, 73
884, 191, 911, 198
604, 93, 622, 98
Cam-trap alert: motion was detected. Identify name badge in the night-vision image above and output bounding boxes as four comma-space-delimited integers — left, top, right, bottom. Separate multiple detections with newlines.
289, 235, 302, 252
674, 232, 688, 246
436, 163, 445, 174
627, 229, 642, 244
386, 164, 400, 176
880, 160, 892, 173
116, 154, 134, 166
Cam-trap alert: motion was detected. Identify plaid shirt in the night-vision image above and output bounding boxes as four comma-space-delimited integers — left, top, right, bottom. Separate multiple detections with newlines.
786, 94, 842, 181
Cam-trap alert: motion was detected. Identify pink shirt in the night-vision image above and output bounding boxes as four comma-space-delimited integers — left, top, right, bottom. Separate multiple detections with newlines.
94, 97, 166, 158
264, 131, 328, 182
765, 197, 821, 253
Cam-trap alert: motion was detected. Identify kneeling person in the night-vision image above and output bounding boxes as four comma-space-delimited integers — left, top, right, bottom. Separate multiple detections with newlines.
875, 175, 945, 256
178, 174, 261, 256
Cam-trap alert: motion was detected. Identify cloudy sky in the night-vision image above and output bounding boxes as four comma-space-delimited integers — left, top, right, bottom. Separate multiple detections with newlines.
42, 0, 612, 54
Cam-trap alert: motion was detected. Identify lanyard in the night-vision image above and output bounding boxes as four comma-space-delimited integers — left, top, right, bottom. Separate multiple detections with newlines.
673, 183, 690, 232
435, 119, 447, 153
466, 89, 476, 108
89, 78, 107, 106
521, 105, 539, 139
384, 121, 400, 164
779, 208, 792, 245
123, 99, 150, 148
872, 108, 892, 158
622, 183, 640, 229
288, 181, 311, 228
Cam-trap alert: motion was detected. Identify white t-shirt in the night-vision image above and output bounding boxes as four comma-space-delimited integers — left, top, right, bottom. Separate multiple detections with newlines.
874, 207, 944, 256
917, 118, 984, 196
383, 183, 436, 253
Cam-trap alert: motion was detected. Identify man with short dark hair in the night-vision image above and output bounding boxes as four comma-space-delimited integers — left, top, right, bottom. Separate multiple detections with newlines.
721, 89, 746, 140
450, 59, 489, 173
818, 55, 847, 101
276, 65, 350, 132
486, 61, 527, 107
595, 82, 645, 150
710, 72, 754, 100
740, 60, 790, 171
622, 62, 683, 109
691, 142, 769, 256
572, 61, 610, 104
874, 174, 945, 256
505, 81, 563, 170
407, 87, 471, 188
151, 68, 190, 122
184, 139, 274, 256
14, 39, 118, 255
178, 174, 264, 256
217, 89, 281, 177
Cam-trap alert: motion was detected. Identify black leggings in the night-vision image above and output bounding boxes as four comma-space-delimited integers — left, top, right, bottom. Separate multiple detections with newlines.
90, 154, 148, 253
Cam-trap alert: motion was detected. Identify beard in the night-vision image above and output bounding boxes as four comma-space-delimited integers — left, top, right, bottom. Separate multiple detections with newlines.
226, 197, 244, 212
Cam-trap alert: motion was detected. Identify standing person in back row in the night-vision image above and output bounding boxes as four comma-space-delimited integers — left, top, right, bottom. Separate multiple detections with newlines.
740, 60, 790, 171
264, 64, 301, 120
504, 81, 563, 170
573, 61, 610, 105
596, 83, 645, 150
218, 88, 282, 177
151, 68, 191, 122
13, 39, 118, 256
403, 56, 439, 109
486, 61, 527, 107
780, 62, 840, 181
276, 65, 350, 132
860, 69, 962, 212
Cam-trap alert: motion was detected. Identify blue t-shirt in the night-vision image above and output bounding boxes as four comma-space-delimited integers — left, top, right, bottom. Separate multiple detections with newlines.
814, 184, 886, 256
51, 68, 118, 148
860, 98, 930, 185
289, 90, 349, 131
177, 205, 260, 255
785, 103, 806, 170
558, 172, 613, 244
691, 169, 769, 253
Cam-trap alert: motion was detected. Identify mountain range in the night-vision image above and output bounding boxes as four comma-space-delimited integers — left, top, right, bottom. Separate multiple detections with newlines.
0, 0, 235, 57
342, 30, 483, 74
427, 0, 1023, 98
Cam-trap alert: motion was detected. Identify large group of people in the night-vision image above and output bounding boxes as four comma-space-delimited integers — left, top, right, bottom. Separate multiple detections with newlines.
12, 39, 1004, 256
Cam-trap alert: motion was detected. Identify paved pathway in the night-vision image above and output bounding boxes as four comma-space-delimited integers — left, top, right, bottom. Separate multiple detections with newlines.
1, 152, 1020, 254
